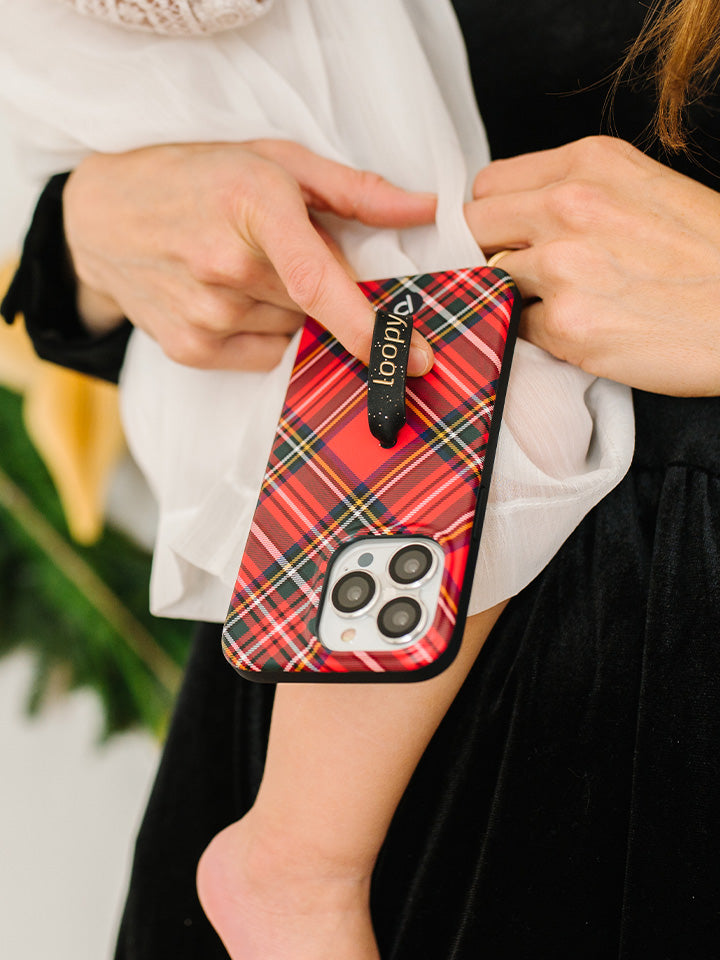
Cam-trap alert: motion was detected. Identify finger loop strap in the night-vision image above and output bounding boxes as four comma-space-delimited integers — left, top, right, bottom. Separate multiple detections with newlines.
367, 309, 413, 448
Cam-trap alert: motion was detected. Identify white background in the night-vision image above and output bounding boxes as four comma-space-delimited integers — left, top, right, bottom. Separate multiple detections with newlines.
0, 119, 160, 960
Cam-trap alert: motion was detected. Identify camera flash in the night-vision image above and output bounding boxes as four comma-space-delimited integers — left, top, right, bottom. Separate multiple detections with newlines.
340, 628, 356, 643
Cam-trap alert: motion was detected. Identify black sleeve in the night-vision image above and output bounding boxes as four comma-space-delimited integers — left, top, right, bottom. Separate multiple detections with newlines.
0, 172, 132, 384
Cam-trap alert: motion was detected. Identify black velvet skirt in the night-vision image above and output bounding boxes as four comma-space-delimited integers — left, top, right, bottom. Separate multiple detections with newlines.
115, 391, 720, 960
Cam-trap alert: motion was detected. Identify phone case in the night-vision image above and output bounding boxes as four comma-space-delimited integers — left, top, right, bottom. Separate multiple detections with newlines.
222, 266, 520, 681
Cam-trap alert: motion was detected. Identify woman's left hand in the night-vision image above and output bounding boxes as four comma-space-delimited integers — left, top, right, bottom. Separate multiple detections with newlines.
466, 135, 720, 396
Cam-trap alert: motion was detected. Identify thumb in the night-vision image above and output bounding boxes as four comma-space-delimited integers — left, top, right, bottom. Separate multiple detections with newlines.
253, 188, 434, 375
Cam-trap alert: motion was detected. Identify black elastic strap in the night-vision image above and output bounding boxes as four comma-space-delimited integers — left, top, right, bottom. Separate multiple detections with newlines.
367, 309, 414, 448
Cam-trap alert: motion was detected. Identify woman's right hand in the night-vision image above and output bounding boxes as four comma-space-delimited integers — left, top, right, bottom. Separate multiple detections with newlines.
63, 140, 436, 373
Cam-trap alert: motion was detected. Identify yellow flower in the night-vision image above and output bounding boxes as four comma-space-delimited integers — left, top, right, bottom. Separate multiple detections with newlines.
0, 259, 125, 544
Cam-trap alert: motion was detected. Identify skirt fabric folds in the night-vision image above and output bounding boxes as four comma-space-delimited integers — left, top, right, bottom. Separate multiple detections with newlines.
115, 392, 720, 960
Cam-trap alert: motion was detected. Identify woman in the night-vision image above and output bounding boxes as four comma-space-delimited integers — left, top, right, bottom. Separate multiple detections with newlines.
3, 1, 720, 957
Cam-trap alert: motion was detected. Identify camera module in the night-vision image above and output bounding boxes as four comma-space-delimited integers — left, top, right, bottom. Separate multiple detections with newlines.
377, 597, 423, 640
388, 544, 434, 585
331, 571, 376, 615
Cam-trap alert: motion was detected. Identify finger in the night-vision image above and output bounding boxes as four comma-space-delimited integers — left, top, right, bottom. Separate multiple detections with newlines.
141, 296, 296, 369
246, 139, 437, 228
472, 146, 575, 199
482, 242, 590, 305
518, 266, 635, 379
206, 255, 302, 312
472, 136, 644, 199
253, 192, 434, 375
407, 330, 433, 379
227, 219, 357, 309
517, 297, 599, 379
519, 297, 631, 387
235, 300, 305, 335
517, 298, 552, 353
166, 330, 293, 372
212, 332, 295, 371
481, 248, 543, 310
166, 281, 303, 336
464, 193, 541, 253
466, 178, 625, 253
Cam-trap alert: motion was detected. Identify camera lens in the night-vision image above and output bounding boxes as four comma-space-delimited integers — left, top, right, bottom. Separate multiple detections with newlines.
378, 597, 423, 640
389, 544, 434, 585
331, 571, 376, 614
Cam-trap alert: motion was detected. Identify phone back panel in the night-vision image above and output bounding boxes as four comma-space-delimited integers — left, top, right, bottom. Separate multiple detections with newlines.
222, 267, 518, 680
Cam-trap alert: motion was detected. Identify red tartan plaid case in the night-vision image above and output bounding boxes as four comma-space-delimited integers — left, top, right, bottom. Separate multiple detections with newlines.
222, 267, 520, 682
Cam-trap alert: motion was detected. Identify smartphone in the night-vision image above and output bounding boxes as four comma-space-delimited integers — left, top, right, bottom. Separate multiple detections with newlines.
222, 266, 520, 682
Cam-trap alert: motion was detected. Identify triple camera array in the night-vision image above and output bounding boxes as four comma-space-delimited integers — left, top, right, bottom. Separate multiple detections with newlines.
329, 543, 435, 641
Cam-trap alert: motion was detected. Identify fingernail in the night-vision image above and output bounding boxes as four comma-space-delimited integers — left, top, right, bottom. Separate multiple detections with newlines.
408, 345, 433, 377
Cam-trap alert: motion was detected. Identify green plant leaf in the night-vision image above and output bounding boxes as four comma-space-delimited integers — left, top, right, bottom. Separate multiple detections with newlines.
0, 386, 192, 738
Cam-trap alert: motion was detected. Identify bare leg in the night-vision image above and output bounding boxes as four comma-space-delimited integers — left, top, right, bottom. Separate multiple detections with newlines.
197, 601, 506, 960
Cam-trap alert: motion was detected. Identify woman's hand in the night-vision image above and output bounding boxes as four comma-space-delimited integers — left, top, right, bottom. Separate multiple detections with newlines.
466, 135, 720, 395
63, 140, 436, 373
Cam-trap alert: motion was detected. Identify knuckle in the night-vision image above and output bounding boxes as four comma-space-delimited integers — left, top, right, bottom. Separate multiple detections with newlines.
251, 154, 296, 194
233, 168, 301, 247
283, 256, 327, 315
567, 135, 613, 168
543, 290, 591, 365
191, 245, 248, 286
244, 337, 291, 373
245, 138, 297, 165
196, 290, 239, 334
356, 168, 385, 193
568, 134, 636, 171
536, 240, 580, 284
233, 159, 289, 214
472, 157, 510, 197
544, 180, 607, 229
345, 169, 386, 220
537, 239, 607, 297
162, 327, 213, 368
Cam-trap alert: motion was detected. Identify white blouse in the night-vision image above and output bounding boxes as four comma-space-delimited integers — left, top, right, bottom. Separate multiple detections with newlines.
62, 0, 272, 35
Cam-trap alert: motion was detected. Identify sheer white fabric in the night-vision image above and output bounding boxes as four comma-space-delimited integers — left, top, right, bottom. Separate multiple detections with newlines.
62, 0, 272, 35
0, 0, 634, 621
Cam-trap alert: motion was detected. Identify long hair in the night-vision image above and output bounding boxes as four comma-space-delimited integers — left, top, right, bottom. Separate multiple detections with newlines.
622, 0, 720, 151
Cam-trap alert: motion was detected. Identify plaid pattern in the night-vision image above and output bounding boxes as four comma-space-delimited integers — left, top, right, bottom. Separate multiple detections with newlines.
222, 267, 516, 677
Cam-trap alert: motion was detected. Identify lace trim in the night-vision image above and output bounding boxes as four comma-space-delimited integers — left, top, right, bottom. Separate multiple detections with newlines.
64, 0, 273, 36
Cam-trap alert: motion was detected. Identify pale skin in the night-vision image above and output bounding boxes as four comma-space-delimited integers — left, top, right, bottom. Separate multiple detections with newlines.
467, 135, 720, 395
63, 134, 720, 958
196, 604, 506, 960
63, 140, 436, 373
